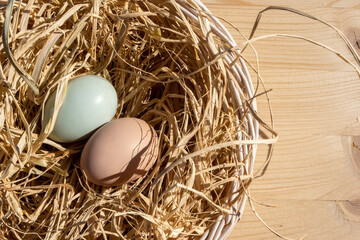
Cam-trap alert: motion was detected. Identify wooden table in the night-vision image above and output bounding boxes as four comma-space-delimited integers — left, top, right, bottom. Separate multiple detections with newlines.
203, 1, 360, 239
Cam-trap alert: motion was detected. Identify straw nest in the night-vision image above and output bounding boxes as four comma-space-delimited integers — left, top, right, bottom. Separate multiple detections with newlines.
0, 0, 276, 239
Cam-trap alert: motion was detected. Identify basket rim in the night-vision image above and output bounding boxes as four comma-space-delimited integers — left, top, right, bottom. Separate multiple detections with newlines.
178, 0, 259, 239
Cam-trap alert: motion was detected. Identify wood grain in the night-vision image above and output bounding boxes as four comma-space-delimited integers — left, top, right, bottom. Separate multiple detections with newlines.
255, 69, 360, 135
207, 4, 360, 72
252, 135, 360, 200
229, 199, 360, 240
202, 0, 360, 239
204, 0, 360, 9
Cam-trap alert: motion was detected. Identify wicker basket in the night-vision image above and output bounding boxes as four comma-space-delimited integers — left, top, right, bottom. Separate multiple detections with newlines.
0, 0, 261, 239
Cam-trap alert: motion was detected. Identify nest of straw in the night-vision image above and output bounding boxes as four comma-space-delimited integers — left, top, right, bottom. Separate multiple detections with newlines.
0, 0, 275, 239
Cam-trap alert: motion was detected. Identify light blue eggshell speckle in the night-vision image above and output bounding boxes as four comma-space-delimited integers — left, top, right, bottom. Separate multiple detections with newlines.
43, 75, 118, 143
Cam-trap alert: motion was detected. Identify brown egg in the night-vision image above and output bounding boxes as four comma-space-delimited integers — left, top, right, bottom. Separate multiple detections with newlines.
80, 118, 159, 186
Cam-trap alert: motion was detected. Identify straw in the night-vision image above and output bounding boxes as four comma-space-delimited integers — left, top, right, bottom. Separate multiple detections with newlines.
0, 0, 275, 239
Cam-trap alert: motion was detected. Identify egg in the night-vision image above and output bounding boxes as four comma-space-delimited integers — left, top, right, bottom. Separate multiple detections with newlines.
80, 118, 159, 186
43, 75, 118, 143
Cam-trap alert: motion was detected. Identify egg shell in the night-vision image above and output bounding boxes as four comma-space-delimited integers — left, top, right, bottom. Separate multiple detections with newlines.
43, 75, 118, 143
80, 118, 159, 186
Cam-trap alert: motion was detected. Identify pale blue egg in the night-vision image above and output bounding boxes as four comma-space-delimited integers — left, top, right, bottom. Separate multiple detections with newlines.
43, 75, 118, 143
